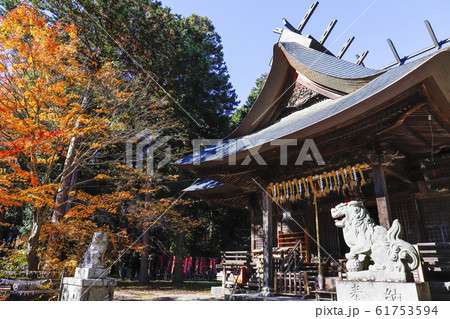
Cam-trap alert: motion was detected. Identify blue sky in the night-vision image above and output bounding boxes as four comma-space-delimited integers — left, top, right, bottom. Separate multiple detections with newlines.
161, 0, 449, 108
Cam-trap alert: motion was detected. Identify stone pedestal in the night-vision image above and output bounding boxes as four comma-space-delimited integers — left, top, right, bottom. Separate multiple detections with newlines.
61, 232, 116, 301
259, 287, 274, 297
61, 276, 116, 301
61, 265, 117, 301
346, 269, 413, 282
74, 266, 107, 279
336, 280, 431, 301
211, 286, 232, 296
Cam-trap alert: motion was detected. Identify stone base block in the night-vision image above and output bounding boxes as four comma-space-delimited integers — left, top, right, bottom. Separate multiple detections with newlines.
346, 270, 412, 282
336, 280, 431, 301
75, 267, 108, 279
211, 286, 232, 296
61, 277, 116, 301
259, 287, 274, 297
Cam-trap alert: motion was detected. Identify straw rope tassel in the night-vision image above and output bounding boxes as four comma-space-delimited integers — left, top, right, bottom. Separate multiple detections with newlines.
302, 178, 309, 198
286, 181, 295, 203
294, 178, 301, 200
268, 183, 274, 198
356, 164, 367, 186
308, 176, 315, 197
275, 182, 280, 202
288, 180, 295, 202
332, 171, 338, 193
323, 172, 330, 195
266, 163, 369, 203
348, 165, 356, 189
339, 168, 346, 191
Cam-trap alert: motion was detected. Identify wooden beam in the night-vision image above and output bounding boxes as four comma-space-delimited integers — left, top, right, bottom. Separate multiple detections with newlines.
297, 1, 319, 33
319, 20, 337, 45
422, 81, 450, 133
416, 181, 428, 194
262, 191, 274, 293
372, 165, 392, 228
413, 199, 426, 243
251, 217, 256, 252
337, 37, 354, 59
376, 102, 426, 135
403, 123, 430, 147
356, 50, 369, 66
383, 167, 412, 184
387, 38, 402, 65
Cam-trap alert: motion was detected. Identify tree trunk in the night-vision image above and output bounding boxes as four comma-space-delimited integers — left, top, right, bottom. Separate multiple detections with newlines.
138, 230, 150, 284
172, 232, 185, 284
118, 259, 126, 280
27, 208, 42, 272
52, 84, 91, 222
52, 133, 82, 222
64, 167, 79, 214
139, 187, 152, 284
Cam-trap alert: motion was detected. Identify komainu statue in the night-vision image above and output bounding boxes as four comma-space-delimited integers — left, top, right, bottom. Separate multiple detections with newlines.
331, 201, 419, 281
81, 232, 108, 268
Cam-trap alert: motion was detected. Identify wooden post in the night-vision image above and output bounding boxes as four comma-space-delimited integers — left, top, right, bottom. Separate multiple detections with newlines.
262, 191, 273, 294
277, 221, 282, 246
372, 165, 392, 228
413, 199, 426, 242
222, 265, 226, 288
250, 219, 256, 252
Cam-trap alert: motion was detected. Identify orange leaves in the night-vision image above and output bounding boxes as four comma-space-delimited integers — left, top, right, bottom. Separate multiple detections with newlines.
38, 219, 126, 274
0, 5, 84, 171
0, 5, 78, 82
63, 25, 77, 38
0, 5, 114, 214
0, 5, 180, 271
94, 174, 111, 181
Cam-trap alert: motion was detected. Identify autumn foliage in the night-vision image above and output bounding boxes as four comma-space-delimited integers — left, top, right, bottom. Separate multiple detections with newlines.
0, 5, 186, 273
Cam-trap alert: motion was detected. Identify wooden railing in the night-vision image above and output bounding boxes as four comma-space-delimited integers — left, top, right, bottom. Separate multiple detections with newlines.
274, 271, 310, 296
416, 242, 450, 301
278, 229, 310, 263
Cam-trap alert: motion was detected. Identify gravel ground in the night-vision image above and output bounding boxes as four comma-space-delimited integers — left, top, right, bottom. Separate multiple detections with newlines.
114, 290, 222, 301
114, 280, 223, 301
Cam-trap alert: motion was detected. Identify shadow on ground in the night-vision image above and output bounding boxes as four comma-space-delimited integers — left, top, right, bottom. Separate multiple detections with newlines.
114, 280, 223, 301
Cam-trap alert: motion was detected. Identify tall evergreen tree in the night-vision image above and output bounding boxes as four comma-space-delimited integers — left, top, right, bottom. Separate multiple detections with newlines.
230, 73, 267, 130
0, 0, 245, 279
25, 0, 238, 139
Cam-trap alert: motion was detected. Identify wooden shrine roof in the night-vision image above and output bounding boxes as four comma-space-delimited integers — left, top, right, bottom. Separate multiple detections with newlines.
174, 32, 450, 209
228, 30, 385, 139
175, 47, 450, 171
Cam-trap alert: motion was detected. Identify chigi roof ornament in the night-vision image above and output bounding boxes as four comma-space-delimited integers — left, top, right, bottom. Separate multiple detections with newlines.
382, 20, 450, 69
282, 1, 319, 35
277, 1, 359, 62
276, 2, 449, 69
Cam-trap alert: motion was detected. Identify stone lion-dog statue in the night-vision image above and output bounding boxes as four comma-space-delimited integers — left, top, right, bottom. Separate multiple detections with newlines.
81, 232, 108, 268
331, 201, 419, 281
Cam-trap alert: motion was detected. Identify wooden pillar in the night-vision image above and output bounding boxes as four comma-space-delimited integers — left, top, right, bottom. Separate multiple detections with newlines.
222, 265, 226, 288
250, 220, 256, 252
372, 165, 392, 228
277, 221, 282, 246
262, 191, 273, 293
413, 199, 426, 242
